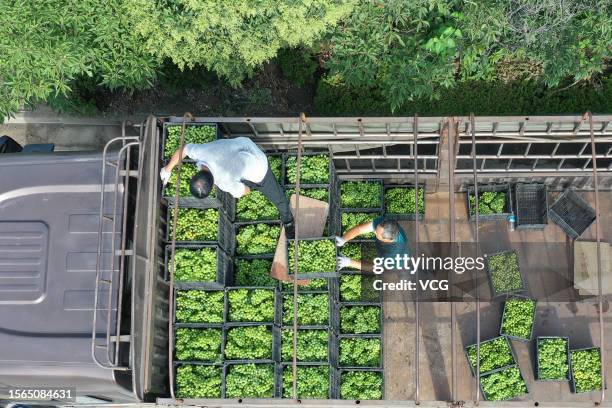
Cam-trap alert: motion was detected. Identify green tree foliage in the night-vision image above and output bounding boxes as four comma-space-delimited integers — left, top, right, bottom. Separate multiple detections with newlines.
126, 0, 354, 85
0, 0, 157, 119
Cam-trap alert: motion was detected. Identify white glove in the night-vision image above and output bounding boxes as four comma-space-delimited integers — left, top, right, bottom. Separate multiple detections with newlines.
160, 167, 172, 186
335, 236, 346, 247
337, 256, 352, 270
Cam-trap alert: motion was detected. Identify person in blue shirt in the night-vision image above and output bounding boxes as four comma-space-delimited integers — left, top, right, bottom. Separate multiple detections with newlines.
336, 216, 409, 270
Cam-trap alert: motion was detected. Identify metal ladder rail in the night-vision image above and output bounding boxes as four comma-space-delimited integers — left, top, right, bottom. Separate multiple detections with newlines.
92, 134, 140, 370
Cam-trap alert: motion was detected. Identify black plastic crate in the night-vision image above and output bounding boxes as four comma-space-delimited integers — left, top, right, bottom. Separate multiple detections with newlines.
161, 121, 221, 164
223, 324, 280, 363
514, 183, 548, 229
339, 179, 384, 213
479, 364, 529, 401
234, 220, 282, 258
337, 334, 383, 369
287, 237, 339, 279
165, 244, 231, 289
173, 288, 225, 328
337, 368, 385, 400
382, 184, 426, 220
173, 362, 224, 399
224, 286, 280, 327
549, 189, 596, 239
484, 249, 526, 298
165, 207, 234, 254
276, 363, 336, 399
165, 189, 235, 221
499, 294, 536, 342
535, 336, 571, 382
570, 346, 603, 394
222, 362, 278, 399
465, 336, 518, 377
467, 183, 513, 222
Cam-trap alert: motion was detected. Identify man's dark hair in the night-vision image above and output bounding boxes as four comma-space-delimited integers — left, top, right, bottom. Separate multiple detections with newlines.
378, 220, 399, 241
189, 169, 214, 199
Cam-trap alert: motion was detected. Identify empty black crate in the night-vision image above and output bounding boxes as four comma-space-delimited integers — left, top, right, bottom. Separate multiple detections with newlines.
515, 183, 548, 229
549, 189, 596, 239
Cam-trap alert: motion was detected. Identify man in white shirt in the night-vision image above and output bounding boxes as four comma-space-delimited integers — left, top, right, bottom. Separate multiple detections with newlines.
160, 137, 295, 237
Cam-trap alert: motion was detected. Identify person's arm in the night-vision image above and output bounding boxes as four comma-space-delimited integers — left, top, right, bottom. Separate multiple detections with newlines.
163, 146, 188, 173
342, 221, 375, 243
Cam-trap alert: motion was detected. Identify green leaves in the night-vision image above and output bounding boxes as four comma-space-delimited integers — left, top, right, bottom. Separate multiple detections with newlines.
341, 181, 382, 208
500, 298, 536, 340
281, 329, 328, 362
225, 364, 275, 398
234, 259, 276, 287
385, 187, 425, 215
175, 328, 222, 362
173, 247, 217, 282
571, 348, 602, 393
283, 294, 329, 325
164, 125, 216, 158
282, 365, 330, 399
175, 290, 224, 323
537, 338, 569, 381
339, 338, 381, 367
228, 289, 275, 322
469, 191, 507, 215
236, 191, 279, 221
170, 208, 219, 241
236, 223, 280, 255
340, 370, 383, 400
288, 239, 336, 274
340, 306, 381, 334
342, 212, 380, 238
225, 326, 273, 360
480, 366, 527, 401
466, 337, 515, 375
487, 251, 523, 295
176, 365, 222, 398
286, 155, 330, 184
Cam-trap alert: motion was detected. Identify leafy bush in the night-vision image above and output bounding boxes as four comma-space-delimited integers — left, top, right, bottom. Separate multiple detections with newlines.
342, 212, 380, 239
466, 337, 515, 375
170, 208, 218, 241
340, 306, 381, 334
176, 365, 222, 398
234, 259, 276, 287
469, 191, 507, 215
571, 348, 602, 393
281, 329, 328, 362
228, 289, 275, 322
236, 191, 279, 221
225, 326, 273, 360
175, 290, 224, 323
500, 297, 535, 340
537, 338, 569, 380
281, 278, 328, 291
341, 181, 382, 208
175, 328, 222, 362
277, 48, 318, 87
236, 223, 280, 255
339, 338, 381, 367
164, 125, 217, 158
384, 187, 424, 215
480, 366, 528, 401
340, 371, 383, 400
282, 365, 329, 399
487, 251, 523, 295
286, 155, 330, 184
283, 293, 329, 325
286, 187, 328, 201
225, 364, 274, 398
340, 274, 379, 302
173, 247, 217, 282
288, 239, 336, 274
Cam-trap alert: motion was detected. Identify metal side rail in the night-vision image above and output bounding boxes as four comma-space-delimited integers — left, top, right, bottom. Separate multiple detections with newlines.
92, 130, 141, 371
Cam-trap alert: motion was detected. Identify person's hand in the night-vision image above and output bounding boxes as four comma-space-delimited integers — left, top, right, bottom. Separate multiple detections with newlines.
335, 236, 346, 247
337, 256, 352, 270
159, 167, 172, 186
